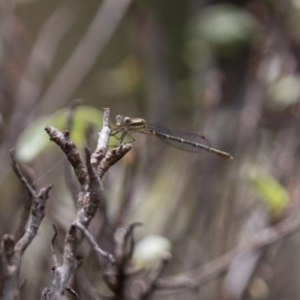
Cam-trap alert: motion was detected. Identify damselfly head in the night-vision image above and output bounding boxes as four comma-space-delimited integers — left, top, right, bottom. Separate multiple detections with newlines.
115, 115, 132, 127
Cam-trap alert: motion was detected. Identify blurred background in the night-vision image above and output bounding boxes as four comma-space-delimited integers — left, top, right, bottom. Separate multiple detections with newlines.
1, 0, 300, 299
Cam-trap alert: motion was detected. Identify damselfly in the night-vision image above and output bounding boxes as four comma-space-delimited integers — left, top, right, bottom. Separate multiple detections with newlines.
111, 115, 233, 160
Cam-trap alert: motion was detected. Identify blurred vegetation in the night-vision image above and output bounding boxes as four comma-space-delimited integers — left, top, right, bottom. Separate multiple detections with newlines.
1, 0, 300, 299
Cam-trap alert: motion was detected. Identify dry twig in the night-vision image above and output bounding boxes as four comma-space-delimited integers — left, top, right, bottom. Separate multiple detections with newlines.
0, 150, 51, 299
41, 108, 133, 299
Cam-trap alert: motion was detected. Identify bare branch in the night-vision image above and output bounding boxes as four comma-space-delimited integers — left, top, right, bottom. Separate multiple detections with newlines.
76, 146, 104, 225
59, 225, 79, 290
91, 107, 111, 167
44, 126, 88, 187
1, 152, 51, 299
14, 186, 33, 241
97, 144, 132, 179
50, 225, 60, 268
9, 148, 36, 197
15, 185, 52, 254
42, 226, 80, 300
10, 149, 52, 254
75, 221, 115, 264
42, 108, 128, 298
114, 222, 142, 266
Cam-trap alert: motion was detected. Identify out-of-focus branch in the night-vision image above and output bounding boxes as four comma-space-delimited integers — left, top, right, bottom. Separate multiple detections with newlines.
0, 0, 16, 67
101, 223, 141, 298
155, 214, 300, 291
10, 1, 76, 139
75, 270, 110, 300
38, 0, 134, 114
0, 150, 51, 299
129, 257, 171, 300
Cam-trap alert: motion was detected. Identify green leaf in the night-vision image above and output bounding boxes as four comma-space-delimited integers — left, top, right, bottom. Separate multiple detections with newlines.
267, 75, 300, 110
16, 106, 104, 162
15, 116, 54, 163
191, 4, 260, 50
247, 166, 289, 217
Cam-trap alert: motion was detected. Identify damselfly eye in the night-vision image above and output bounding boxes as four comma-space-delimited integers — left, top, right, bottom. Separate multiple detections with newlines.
124, 117, 131, 124
115, 115, 122, 123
